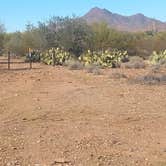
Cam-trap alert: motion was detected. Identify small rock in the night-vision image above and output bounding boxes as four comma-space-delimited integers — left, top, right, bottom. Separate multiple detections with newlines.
14, 93, 19, 97
90, 154, 94, 158
54, 158, 65, 163
34, 164, 40, 166
37, 106, 41, 110
7, 162, 11, 166
112, 139, 118, 145
14, 160, 20, 165
37, 140, 41, 143
51, 158, 71, 165
33, 98, 40, 101
22, 118, 27, 121
12, 147, 17, 150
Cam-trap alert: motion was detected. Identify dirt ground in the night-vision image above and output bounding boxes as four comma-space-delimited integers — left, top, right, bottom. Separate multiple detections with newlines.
0, 57, 166, 166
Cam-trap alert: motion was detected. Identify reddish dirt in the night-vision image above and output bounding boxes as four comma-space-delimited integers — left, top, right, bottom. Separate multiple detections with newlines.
0, 57, 166, 166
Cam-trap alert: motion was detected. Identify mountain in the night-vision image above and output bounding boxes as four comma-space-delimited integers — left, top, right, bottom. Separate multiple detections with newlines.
83, 7, 166, 32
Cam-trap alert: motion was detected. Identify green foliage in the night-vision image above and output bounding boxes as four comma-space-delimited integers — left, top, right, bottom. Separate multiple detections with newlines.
0, 23, 5, 33
23, 27, 47, 51
0, 23, 6, 54
40, 47, 71, 65
56, 17, 92, 56
4, 23, 48, 56
79, 49, 128, 68
38, 17, 93, 57
91, 22, 110, 51
4, 32, 25, 55
2, 17, 166, 60
0, 34, 4, 54
150, 50, 166, 65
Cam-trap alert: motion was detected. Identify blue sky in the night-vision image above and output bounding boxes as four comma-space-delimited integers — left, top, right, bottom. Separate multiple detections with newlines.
0, 0, 166, 32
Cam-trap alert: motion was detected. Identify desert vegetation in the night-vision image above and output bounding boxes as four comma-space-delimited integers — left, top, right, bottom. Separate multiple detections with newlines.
0, 14, 166, 166
1, 17, 166, 75
1, 17, 166, 61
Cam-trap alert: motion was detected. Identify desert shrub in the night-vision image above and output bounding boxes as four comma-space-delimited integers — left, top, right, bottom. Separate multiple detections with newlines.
123, 56, 145, 69
79, 49, 128, 68
85, 64, 102, 75
149, 50, 166, 65
25, 50, 41, 63
25, 54, 40, 63
110, 72, 128, 79
150, 64, 161, 73
92, 68, 102, 75
134, 74, 166, 85
66, 60, 84, 70
158, 59, 166, 66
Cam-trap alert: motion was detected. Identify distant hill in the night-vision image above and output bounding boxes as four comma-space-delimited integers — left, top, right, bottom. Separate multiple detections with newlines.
83, 7, 166, 32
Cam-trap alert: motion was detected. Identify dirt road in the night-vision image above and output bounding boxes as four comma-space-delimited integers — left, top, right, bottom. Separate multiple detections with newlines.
0, 59, 166, 166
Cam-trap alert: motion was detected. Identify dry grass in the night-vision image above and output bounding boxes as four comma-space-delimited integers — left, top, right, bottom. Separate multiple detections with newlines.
85, 64, 102, 75
0, 57, 166, 166
133, 73, 166, 85
65, 60, 84, 70
109, 72, 128, 79
123, 56, 145, 69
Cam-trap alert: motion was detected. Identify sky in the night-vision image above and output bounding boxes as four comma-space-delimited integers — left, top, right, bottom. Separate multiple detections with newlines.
0, 0, 166, 32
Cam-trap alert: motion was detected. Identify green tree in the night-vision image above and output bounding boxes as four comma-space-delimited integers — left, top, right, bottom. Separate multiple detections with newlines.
91, 22, 110, 51
0, 23, 5, 54
57, 17, 91, 56
4, 32, 24, 55
22, 23, 48, 51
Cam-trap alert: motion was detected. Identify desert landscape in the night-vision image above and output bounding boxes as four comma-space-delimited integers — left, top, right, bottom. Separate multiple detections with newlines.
0, 1, 166, 165
0, 57, 166, 166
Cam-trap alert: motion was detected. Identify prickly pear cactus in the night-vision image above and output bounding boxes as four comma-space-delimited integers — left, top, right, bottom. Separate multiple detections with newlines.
79, 50, 128, 68
150, 50, 166, 65
41, 48, 71, 65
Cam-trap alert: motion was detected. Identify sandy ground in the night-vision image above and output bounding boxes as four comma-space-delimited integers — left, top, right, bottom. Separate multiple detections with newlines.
0, 57, 166, 166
